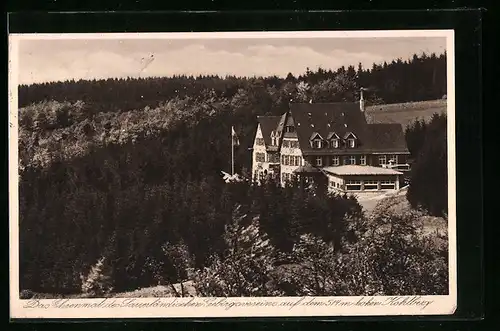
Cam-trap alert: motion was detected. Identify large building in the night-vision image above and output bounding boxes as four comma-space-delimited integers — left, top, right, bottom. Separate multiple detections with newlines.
251, 100, 411, 195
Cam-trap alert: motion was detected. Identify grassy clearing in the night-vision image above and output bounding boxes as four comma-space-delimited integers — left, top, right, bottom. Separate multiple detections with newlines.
365, 99, 447, 128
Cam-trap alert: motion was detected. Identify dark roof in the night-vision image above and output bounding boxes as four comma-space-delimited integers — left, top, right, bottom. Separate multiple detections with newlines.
293, 164, 323, 174
365, 123, 409, 153
290, 103, 371, 155
289, 103, 409, 155
256, 116, 280, 149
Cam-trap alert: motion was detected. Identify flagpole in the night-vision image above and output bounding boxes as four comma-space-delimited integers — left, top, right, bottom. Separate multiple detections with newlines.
231, 126, 234, 175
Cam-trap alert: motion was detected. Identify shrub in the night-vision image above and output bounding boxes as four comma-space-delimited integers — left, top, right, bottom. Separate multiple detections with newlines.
193, 205, 281, 297
80, 257, 113, 297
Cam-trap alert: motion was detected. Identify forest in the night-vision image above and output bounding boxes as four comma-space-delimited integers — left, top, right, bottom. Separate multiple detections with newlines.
17, 52, 449, 298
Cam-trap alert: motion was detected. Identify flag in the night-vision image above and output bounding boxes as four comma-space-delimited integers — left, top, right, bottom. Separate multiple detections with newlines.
232, 126, 240, 146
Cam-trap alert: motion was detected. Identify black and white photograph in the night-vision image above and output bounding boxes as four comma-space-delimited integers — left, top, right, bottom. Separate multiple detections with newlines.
9, 30, 456, 318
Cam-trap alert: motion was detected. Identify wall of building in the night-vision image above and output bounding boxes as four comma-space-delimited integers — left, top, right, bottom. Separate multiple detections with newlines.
370, 153, 409, 167
304, 153, 409, 168
326, 173, 401, 193
252, 124, 269, 181
280, 138, 303, 185
326, 173, 345, 193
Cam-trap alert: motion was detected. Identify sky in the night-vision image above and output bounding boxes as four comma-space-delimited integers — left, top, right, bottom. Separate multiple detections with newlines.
16, 36, 446, 85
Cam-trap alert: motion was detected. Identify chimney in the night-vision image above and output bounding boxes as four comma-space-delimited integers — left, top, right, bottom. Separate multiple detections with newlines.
359, 87, 365, 112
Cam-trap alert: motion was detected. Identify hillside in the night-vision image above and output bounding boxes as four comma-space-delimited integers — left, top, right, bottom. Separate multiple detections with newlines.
365, 99, 447, 128
17, 57, 448, 297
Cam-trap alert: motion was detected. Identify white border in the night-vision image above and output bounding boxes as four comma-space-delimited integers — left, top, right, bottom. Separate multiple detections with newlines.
8, 30, 456, 319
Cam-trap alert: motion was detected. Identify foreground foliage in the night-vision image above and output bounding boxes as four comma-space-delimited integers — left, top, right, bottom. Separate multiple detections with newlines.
193, 196, 448, 297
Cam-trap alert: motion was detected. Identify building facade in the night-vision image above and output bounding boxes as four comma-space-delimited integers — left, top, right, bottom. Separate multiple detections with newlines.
251, 101, 411, 194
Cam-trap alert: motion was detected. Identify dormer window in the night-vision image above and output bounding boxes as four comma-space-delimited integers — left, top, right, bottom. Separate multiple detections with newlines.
309, 132, 324, 149
285, 125, 295, 133
326, 132, 340, 149
271, 131, 279, 146
343, 132, 358, 148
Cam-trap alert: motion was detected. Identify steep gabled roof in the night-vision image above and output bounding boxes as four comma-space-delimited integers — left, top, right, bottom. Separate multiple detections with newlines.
365, 123, 409, 153
309, 132, 323, 141
256, 116, 281, 150
326, 132, 340, 140
343, 131, 358, 139
290, 103, 370, 155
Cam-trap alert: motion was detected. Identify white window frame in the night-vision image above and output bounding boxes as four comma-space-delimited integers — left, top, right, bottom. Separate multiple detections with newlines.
346, 180, 362, 191
378, 155, 387, 165
332, 156, 340, 166
314, 139, 322, 149
360, 155, 366, 165
363, 180, 378, 190
315, 156, 323, 167
380, 180, 396, 189
348, 138, 355, 148
389, 154, 398, 163
349, 155, 356, 165
331, 139, 339, 148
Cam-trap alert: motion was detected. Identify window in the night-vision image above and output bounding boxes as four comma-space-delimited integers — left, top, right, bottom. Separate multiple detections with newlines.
256, 138, 265, 145
381, 179, 396, 190
314, 139, 322, 149
256, 152, 265, 162
348, 138, 355, 148
285, 126, 295, 133
389, 155, 398, 164
346, 180, 362, 191
364, 180, 378, 190
282, 173, 291, 183
349, 155, 356, 165
269, 153, 279, 163
343, 156, 349, 165
378, 155, 387, 165
285, 155, 290, 166
315, 156, 323, 167
360, 155, 366, 165
330, 139, 339, 148
332, 156, 340, 166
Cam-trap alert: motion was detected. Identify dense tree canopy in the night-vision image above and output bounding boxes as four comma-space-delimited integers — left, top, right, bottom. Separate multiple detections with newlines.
406, 113, 448, 217
19, 52, 446, 109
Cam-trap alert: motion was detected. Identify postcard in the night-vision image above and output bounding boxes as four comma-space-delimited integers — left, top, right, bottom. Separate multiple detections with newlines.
9, 29, 456, 319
